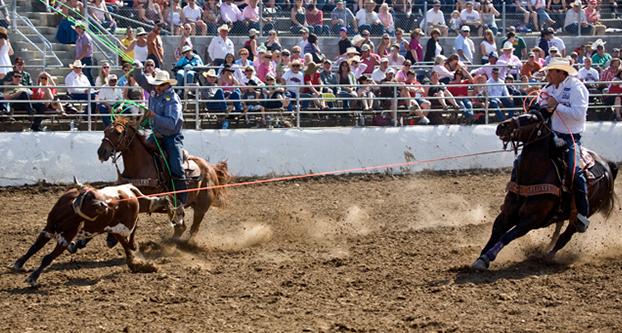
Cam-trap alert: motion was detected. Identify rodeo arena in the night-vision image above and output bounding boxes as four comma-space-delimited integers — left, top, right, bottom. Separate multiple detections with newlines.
1, 0, 622, 331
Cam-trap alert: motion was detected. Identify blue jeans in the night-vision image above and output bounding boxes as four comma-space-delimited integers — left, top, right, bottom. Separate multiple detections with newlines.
488, 97, 515, 121
286, 91, 310, 111
175, 69, 197, 85
225, 89, 243, 112
98, 104, 112, 127
457, 98, 474, 119
81, 56, 94, 86
150, 133, 187, 205
556, 132, 589, 216
565, 23, 593, 35
312, 24, 330, 36
205, 88, 227, 112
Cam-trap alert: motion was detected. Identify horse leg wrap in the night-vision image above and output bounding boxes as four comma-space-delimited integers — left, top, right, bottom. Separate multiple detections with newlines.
485, 242, 504, 262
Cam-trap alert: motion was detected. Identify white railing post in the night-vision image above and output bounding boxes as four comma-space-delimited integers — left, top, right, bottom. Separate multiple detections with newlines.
87, 88, 93, 131
392, 85, 398, 126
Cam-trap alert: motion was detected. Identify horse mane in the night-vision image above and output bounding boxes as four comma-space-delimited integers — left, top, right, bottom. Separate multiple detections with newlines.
601, 161, 619, 219
190, 157, 231, 208
113, 116, 130, 128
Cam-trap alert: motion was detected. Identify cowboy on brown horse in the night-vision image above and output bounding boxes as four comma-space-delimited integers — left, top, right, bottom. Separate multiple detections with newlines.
132, 64, 187, 216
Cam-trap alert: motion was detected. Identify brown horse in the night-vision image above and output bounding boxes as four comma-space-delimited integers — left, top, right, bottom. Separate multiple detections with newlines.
97, 117, 231, 240
472, 111, 618, 270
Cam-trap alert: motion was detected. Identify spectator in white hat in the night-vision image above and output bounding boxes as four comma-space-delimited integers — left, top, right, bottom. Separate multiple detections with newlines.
208, 24, 235, 66
174, 45, 204, 86
564, 1, 593, 35
454, 25, 475, 64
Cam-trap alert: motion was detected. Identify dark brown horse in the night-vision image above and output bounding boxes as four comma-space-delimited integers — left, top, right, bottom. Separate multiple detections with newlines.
472, 111, 618, 270
97, 117, 231, 240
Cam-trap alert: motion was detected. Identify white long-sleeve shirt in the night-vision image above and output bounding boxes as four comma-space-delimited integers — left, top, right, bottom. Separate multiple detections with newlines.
539, 76, 588, 134
207, 36, 235, 62
65, 71, 92, 94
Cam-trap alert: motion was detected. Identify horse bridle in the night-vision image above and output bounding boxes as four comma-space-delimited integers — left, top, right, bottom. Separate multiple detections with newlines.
503, 113, 552, 155
102, 122, 139, 165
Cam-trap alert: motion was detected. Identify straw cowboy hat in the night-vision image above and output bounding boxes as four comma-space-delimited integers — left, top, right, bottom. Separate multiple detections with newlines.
304, 61, 319, 75
351, 34, 366, 47
202, 69, 217, 78
0, 27, 8, 39
289, 59, 303, 68
147, 69, 177, 86
348, 56, 361, 64
72, 21, 87, 30
541, 58, 578, 76
135, 27, 148, 36
346, 47, 359, 55
69, 59, 85, 68
218, 24, 230, 32
181, 45, 193, 54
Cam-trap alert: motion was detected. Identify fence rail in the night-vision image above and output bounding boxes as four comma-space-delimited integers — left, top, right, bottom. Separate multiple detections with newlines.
1, 80, 620, 131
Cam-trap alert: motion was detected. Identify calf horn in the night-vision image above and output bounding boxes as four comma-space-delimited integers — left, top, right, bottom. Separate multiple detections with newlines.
73, 176, 85, 190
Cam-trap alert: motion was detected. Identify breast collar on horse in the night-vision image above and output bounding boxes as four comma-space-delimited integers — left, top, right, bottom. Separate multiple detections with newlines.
504, 113, 562, 197
72, 190, 99, 222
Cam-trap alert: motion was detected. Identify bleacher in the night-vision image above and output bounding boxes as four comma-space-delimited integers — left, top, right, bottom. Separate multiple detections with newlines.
3, 0, 622, 131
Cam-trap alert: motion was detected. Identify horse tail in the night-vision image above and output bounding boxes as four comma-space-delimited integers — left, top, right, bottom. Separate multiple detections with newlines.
190, 157, 231, 208
601, 161, 619, 219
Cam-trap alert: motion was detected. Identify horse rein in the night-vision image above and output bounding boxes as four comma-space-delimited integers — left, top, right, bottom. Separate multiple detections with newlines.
102, 123, 140, 175
504, 113, 552, 155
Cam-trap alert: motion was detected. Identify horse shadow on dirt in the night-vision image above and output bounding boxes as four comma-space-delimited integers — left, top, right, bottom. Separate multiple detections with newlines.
452, 256, 572, 285
47, 257, 127, 272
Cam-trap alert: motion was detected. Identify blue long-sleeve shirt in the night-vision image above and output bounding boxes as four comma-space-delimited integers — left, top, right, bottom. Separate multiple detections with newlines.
174, 54, 204, 69
132, 69, 183, 137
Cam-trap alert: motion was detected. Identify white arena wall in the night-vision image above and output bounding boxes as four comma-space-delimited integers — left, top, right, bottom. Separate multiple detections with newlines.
0, 123, 620, 186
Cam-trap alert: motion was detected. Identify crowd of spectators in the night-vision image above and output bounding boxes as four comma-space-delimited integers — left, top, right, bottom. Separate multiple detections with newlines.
1, 0, 622, 130
49, 0, 618, 38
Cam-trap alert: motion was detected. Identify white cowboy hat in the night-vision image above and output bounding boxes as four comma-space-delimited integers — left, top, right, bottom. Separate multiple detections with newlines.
69, 59, 85, 69
202, 69, 217, 78
147, 70, 178, 86
541, 58, 578, 76
218, 24, 230, 32
181, 45, 193, 54
135, 27, 148, 36
591, 38, 606, 49
502, 41, 514, 50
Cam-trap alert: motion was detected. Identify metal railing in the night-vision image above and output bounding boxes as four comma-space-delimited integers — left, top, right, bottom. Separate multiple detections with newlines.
10, 12, 63, 68
0, 79, 620, 131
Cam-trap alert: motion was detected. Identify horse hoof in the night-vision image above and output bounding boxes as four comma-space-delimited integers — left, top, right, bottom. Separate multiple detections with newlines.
67, 242, 78, 254
11, 262, 25, 272
471, 258, 489, 271
25, 275, 38, 288
544, 251, 557, 263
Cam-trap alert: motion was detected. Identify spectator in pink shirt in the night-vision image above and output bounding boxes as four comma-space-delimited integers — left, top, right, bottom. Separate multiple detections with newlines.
242, 0, 261, 32
220, 0, 245, 33
407, 28, 424, 63
256, 51, 275, 82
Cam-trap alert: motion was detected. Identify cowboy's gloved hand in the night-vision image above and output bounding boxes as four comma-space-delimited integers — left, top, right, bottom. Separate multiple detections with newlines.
144, 110, 155, 119
133, 60, 143, 69
546, 96, 558, 113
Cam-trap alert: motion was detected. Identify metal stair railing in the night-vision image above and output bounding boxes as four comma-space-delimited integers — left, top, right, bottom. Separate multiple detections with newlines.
11, 13, 63, 68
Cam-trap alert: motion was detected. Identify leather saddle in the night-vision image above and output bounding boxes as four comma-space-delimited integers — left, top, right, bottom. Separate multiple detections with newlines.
139, 132, 202, 188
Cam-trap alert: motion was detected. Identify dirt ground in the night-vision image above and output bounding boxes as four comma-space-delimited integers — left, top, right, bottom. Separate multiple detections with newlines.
0, 172, 621, 333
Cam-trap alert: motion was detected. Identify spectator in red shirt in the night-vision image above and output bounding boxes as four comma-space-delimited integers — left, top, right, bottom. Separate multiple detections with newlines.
359, 44, 380, 74
407, 28, 424, 63
447, 66, 475, 122
306, 3, 329, 36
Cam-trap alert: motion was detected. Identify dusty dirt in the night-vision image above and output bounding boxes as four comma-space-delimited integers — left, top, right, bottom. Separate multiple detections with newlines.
1, 172, 621, 332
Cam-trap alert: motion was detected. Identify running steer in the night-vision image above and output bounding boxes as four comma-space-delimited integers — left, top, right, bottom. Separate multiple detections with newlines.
13, 183, 171, 287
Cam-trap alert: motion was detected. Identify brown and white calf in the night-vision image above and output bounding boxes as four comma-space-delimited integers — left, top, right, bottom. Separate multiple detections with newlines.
13, 183, 171, 286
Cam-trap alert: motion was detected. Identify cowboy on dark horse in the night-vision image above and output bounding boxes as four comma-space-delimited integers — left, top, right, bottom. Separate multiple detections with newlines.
532, 58, 590, 232
472, 58, 619, 270
132, 62, 187, 217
